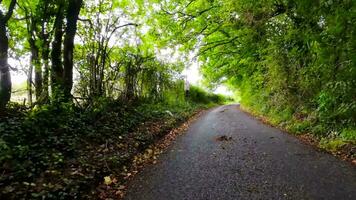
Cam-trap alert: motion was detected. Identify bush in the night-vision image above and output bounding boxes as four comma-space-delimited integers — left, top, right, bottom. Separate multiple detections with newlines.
188, 85, 228, 104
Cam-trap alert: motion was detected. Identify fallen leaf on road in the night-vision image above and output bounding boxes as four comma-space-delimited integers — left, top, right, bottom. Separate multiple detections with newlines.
216, 135, 233, 141
104, 176, 112, 185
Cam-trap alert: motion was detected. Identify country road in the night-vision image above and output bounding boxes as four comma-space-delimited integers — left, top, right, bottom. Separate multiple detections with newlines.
124, 105, 356, 200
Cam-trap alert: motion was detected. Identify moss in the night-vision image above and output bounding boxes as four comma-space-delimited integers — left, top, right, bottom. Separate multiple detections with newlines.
319, 138, 347, 152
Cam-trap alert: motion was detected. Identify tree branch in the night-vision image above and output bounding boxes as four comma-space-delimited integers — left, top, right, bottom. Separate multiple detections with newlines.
4, 0, 17, 22
78, 17, 93, 28
198, 36, 239, 56
108, 23, 138, 40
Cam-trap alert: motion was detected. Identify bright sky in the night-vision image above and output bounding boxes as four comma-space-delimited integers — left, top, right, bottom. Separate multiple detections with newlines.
9, 58, 27, 86
156, 47, 232, 96
182, 62, 232, 96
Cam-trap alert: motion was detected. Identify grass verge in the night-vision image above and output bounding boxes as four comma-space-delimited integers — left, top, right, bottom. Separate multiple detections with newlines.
239, 105, 355, 165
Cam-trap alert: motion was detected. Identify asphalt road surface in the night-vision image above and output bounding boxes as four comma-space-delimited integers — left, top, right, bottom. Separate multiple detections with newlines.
124, 105, 356, 200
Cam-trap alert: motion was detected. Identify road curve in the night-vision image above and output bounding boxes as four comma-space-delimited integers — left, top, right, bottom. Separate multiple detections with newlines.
124, 105, 356, 200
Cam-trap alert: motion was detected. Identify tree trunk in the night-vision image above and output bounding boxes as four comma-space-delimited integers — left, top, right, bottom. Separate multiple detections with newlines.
63, 0, 83, 100
38, 3, 50, 104
29, 39, 42, 101
125, 63, 135, 100
41, 41, 50, 102
51, 6, 64, 98
0, 0, 16, 110
0, 20, 11, 110
27, 63, 33, 106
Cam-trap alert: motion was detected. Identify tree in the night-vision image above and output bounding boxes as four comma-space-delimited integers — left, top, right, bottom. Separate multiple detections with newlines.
144, 0, 356, 133
63, 0, 83, 100
0, 0, 16, 110
51, 0, 83, 101
17, 0, 41, 106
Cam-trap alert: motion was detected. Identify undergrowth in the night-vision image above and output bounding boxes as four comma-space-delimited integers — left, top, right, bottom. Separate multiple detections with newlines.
0, 99, 214, 199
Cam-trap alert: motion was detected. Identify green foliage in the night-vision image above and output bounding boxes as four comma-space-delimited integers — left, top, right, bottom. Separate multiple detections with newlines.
188, 86, 210, 104
148, 0, 356, 144
341, 129, 356, 141
188, 86, 227, 105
